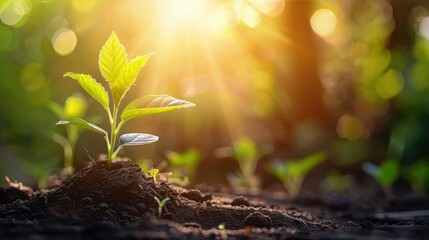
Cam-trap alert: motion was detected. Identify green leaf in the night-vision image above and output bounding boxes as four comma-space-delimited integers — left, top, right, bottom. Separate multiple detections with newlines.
167, 148, 201, 167
291, 151, 326, 176
119, 133, 159, 147
233, 137, 258, 162
99, 32, 127, 85
63, 73, 109, 111
378, 159, 399, 187
56, 118, 107, 136
121, 95, 195, 123
268, 151, 326, 180
111, 53, 153, 105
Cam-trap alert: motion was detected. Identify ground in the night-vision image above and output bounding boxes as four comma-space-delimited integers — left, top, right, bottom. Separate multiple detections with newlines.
0, 160, 428, 239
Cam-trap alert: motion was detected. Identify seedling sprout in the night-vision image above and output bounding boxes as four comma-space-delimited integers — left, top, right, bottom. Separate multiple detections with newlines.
147, 168, 160, 184
56, 32, 195, 164
268, 151, 326, 199
154, 196, 169, 219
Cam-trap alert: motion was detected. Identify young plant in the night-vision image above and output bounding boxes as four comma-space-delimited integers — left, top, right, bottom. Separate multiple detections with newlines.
147, 168, 160, 184
56, 32, 195, 164
268, 151, 326, 199
21, 159, 57, 188
230, 137, 261, 189
319, 171, 354, 193
154, 196, 169, 219
405, 159, 429, 194
362, 159, 399, 198
166, 148, 201, 185
49, 93, 91, 174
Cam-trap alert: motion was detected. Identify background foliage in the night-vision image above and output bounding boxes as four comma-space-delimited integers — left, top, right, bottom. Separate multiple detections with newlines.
1, 0, 429, 196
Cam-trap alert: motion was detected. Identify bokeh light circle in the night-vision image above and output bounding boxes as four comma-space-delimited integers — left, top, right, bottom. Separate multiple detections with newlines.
52, 28, 77, 56
310, 8, 337, 36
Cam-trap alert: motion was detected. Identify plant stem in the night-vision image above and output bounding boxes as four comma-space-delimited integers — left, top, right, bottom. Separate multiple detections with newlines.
107, 105, 119, 164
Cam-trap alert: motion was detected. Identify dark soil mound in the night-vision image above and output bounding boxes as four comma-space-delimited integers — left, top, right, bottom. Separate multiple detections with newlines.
0, 160, 428, 239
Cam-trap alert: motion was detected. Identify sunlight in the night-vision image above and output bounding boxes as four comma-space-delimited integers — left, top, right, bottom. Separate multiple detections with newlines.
310, 8, 337, 37
159, 0, 210, 26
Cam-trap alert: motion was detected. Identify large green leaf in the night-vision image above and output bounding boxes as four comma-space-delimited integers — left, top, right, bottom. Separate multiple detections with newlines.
63, 73, 109, 111
56, 118, 107, 136
111, 53, 153, 105
99, 32, 127, 85
121, 95, 195, 123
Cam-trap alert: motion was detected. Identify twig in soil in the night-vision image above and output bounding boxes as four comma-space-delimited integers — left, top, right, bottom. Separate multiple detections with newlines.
83, 146, 97, 166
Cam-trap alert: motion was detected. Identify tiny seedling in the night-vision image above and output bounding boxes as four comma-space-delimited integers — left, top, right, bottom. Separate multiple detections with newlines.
166, 148, 201, 185
21, 159, 57, 188
231, 137, 261, 189
56, 32, 195, 164
362, 159, 399, 198
218, 223, 228, 239
147, 168, 160, 184
405, 159, 429, 194
319, 171, 354, 193
268, 151, 326, 199
48, 93, 89, 174
154, 196, 169, 219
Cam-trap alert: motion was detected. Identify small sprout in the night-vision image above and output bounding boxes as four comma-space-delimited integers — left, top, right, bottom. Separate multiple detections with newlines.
405, 159, 429, 194
218, 223, 226, 230
20, 160, 57, 189
231, 137, 261, 189
48, 93, 89, 174
166, 148, 201, 185
56, 32, 195, 165
147, 168, 160, 184
218, 223, 228, 239
268, 151, 326, 199
320, 172, 355, 193
154, 196, 170, 219
362, 159, 399, 198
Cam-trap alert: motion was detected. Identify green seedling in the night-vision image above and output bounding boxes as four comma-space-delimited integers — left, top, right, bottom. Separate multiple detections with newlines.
21, 159, 57, 188
147, 168, 160, 184
362, 159, 399, 198
405, 159, 429, 194
56, 32, 195, 164
268, 151, 326, 199
154, 196, 169, 219
49, 93, 91, 175
230, 137, 261, 189
166, 148, 201, 185
319, 171, 354, 193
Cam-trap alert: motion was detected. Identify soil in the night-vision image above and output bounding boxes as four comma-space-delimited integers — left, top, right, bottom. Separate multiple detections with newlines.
1, 160, 429, 239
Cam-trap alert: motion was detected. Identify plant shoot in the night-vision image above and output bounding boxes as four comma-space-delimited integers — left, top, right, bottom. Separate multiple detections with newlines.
57, 32, 195, 164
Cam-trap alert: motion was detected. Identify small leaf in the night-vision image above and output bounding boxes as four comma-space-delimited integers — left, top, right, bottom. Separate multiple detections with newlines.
56, 118, 107, 136
119, 133, 159, 147
233, 137, 258, 162
63, 73, 109, 111
291, 151, 326, 176
111, 53, 153, 105
378, 160, 399, 187
99, 32, 127, 85
121, 95, 195, 123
